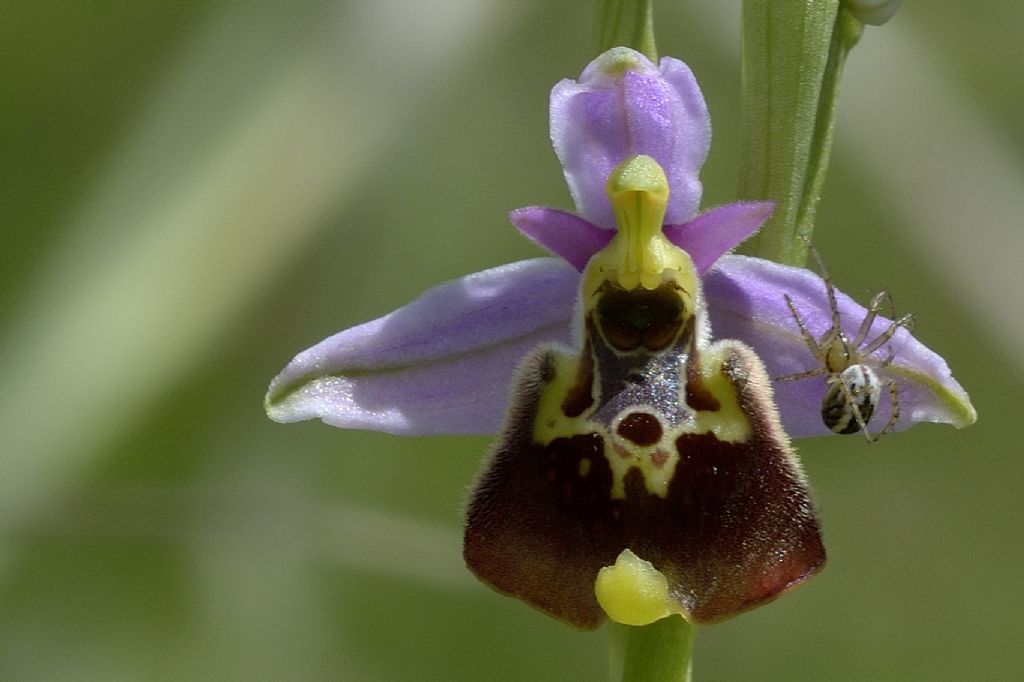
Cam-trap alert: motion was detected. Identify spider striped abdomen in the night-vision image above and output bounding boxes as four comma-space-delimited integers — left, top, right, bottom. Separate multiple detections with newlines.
822, 364, 881, 435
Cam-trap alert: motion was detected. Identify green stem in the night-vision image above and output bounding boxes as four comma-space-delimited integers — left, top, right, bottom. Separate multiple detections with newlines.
608, 617, 696, 682
737, 1, 864, 266
594, 0, 657, 61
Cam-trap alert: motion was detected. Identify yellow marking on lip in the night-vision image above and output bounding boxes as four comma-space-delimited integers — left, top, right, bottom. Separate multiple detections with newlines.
532, 353, 594, 442
691, 345, 752, 443
606, 415, 679, 499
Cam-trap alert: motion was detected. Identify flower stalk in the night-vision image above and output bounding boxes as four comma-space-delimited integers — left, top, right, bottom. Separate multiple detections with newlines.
609, 617, 696, 682
595, 0, 657, 62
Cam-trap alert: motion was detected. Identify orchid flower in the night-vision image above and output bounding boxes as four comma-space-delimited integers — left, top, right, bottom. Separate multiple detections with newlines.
264, 47, 975, 626
265, 47, 974, 444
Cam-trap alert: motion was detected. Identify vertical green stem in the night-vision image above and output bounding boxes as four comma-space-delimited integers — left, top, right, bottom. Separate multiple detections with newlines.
594, 0, 657, 62
608, 617, 696, 682
737, 1, 864, 266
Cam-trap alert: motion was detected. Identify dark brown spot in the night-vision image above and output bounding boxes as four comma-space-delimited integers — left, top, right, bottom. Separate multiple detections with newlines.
616, 411, 663, 446
596, 281, 685, 351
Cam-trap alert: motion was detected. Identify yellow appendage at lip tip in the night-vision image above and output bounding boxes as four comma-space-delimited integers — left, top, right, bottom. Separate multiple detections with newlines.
590, 155, 691, 291
595, 549, 680, 626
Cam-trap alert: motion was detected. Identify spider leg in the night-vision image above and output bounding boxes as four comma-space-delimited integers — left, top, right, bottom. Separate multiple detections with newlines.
801, 234, 843, 335
861, 311, 915, 357
851, 290, 888, 348
785, 293, 824, 358
877, 289, 898, 319
776, 366, 827, 382
876, 379, 901, 439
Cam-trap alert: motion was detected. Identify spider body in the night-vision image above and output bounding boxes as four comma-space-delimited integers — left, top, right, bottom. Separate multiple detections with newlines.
778, 238, 913, 441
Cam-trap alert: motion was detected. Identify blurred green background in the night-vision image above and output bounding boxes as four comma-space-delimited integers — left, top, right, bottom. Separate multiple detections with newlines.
2, 2, 1021, 680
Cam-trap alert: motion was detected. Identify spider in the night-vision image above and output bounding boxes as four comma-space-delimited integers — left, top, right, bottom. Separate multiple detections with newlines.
777, 236, 914, 442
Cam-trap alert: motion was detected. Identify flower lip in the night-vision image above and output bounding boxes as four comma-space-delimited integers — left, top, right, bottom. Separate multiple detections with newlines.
474, 212, 838, 630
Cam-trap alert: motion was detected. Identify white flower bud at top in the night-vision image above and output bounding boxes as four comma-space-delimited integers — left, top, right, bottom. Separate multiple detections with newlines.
844, 0, 902, 26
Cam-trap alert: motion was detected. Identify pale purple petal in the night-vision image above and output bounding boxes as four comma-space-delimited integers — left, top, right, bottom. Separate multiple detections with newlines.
663, 201, 774, 273
551, 48, 711, 230
704, 255, 976, 437
509, 207, 612, 271
265, 258, 578, 435
655, 56, 713, 220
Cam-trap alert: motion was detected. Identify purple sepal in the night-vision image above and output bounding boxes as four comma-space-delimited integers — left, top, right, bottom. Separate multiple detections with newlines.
265, 258, 578, 435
